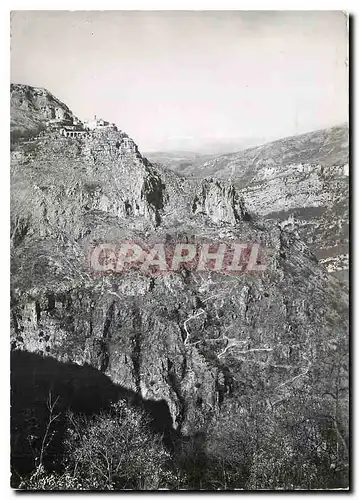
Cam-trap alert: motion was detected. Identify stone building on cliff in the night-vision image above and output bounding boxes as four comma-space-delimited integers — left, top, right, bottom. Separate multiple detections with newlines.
84, 115, 117, 131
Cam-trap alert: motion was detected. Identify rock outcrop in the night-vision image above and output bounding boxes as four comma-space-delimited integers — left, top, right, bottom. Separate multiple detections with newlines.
191, 179, 249, 224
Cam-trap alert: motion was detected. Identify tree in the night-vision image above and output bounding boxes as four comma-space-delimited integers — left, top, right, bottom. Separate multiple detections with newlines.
63, 400, 172, 490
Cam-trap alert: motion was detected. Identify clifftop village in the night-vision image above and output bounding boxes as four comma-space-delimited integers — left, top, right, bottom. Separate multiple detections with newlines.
46, 112, 118, 138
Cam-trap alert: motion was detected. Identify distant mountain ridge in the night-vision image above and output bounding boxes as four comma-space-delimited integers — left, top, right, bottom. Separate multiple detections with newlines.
205, 124, 348, 178
161, 124, 348, 178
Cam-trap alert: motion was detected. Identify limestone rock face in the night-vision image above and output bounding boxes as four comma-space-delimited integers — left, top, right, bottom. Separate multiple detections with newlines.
10, 86, 348, 446
11, 224, 349, 435
239, 161, 349, 281
191, 179, 249, 224
11, 128, 169, 237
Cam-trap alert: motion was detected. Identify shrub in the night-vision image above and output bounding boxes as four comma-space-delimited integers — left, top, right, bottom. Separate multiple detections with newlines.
63, 400, 172, 490
10, 123, 47, 145
19, 465, 89, 490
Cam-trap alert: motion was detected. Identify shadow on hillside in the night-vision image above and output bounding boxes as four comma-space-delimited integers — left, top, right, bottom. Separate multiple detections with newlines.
11, 350, 176, 478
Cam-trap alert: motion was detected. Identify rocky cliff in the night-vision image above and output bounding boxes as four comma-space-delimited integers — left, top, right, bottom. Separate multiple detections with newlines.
10, 85, 349, 487
11, 83, 78, 138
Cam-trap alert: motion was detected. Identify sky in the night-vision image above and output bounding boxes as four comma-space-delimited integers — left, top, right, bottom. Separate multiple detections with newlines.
10, 10, 348, 152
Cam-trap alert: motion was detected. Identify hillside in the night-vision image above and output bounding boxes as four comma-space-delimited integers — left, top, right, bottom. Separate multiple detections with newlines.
144, 150, 216, 177
10, 85, 349, 490
186, 125, 348, 177
166, 125, 349, 281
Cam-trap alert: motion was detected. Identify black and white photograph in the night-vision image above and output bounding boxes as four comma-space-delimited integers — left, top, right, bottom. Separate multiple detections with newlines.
9, 9, 349, 491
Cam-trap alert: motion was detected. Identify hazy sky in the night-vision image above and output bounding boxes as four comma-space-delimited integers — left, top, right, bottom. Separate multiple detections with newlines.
11, 10, 348, 152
